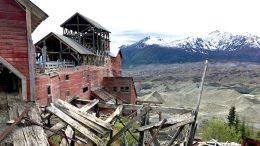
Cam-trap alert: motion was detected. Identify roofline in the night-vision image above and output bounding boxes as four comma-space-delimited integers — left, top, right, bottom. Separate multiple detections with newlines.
60, 12, 110, 33
16, 0, 48, 20
34, 32, 95, 55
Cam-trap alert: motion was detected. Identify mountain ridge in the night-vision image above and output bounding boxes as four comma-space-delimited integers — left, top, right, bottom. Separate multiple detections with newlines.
121, 30, 260, 67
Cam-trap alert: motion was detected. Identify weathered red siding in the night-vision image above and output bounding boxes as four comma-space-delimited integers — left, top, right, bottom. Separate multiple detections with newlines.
0, 0, 30, 99
36, 65, 111, 106
111, 52, 122, 77
103, 77, 137, 104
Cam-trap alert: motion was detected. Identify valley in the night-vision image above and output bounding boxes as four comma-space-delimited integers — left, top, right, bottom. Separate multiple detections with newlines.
124, 61, 260, 130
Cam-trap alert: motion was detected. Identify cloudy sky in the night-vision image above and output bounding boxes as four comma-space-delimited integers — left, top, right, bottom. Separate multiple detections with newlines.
31, 0, 260, 49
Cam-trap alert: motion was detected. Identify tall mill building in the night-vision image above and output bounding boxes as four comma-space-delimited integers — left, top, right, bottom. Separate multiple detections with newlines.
0, 0, 137, 106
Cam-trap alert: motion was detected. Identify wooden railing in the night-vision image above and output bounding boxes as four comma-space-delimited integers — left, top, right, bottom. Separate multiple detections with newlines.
36, 61, 75, 70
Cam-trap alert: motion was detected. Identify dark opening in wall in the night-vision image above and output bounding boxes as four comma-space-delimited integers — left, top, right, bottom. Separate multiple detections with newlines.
120, 86, 130, 92
65, 74, 70, 80
113, 87, 117, 92
65, 90, 70, 97
47, 86, 51, 95
82, 87, 88, 93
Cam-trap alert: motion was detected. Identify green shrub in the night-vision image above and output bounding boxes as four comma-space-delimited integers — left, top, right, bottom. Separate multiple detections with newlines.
201, 118, 241, 142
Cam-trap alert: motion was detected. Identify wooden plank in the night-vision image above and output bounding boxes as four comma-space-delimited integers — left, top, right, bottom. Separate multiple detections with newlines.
105, 105, 123, 123
137, 116, 194, 132
123, 132, 128, 146
167, 126, 185, 146
46, 104, 104, 145
60, 126, 74, 146
107, 106, 151, 145
27, 106, 50, 146
26, 8, 36, 101
94, 102, 192, 114
146, 119, 167, 146
149, 129, 160, 146
80, 99, 99, 111
56, 104, 107, 135
0, 106, 30, 142
55, 99, 112, 130
46, 122, 67, 137
138, 111, 148, 146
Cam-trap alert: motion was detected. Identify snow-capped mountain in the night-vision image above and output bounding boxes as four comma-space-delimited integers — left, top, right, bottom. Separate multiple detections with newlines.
129, 30, 260, 52
121, 31, 260, 67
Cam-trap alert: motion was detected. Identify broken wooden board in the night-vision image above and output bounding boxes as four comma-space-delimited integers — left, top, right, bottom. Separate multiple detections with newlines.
137, 115, 195, 132
60, 125, 74, 146
80, 99, 99, 112
47, 104, 104, 145
9, 103, 49, 146
107, 106, 152, 145
105, 105, 123, 123
74, 100, 192, 114
56, 104, 108, 135
55, 99, 112, 130
46, 121, 67, 137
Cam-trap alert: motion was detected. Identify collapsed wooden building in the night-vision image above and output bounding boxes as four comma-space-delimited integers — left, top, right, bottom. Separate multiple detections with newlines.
0, 0, 208, 145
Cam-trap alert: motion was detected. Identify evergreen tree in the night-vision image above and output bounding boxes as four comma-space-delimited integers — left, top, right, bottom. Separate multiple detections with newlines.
227, 106, 236, 127
235, 114, 240, 133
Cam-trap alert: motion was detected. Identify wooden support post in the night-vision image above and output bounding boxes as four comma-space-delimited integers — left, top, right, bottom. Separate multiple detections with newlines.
59, 41, 63, 62
138, 109, 149, 146
41, 41, 47, 73
149, 129, 160, 146
146, 119, 167, 146
107, 107, 151, 145
167, 126, 185, 146
187, 60, 208, 146
26, 9, 36, 101
123, 132, 129, 146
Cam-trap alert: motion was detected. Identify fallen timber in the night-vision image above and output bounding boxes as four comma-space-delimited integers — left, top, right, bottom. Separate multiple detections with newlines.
0, 60, 208, 145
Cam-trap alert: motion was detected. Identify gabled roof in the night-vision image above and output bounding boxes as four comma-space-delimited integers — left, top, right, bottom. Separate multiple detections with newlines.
16, 0, 48, 32
110, 49, 123, 59
35, 32, 94, 55
60, 12, 110, 33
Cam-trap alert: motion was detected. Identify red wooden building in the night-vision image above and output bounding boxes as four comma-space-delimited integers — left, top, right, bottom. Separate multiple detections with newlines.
34, 13, 137, 106
0, 0, 48, 102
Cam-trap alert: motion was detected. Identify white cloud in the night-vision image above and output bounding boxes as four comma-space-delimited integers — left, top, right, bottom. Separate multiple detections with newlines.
31, 0, 260, 49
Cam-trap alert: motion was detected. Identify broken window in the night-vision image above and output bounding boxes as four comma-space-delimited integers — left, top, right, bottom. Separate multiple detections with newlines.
65, 74, 70, 80
47, 85, 51, 95
65, 90, 70, 97
120, 86, 130, 92
82, 87, 88, 93
113, 87, 117, 92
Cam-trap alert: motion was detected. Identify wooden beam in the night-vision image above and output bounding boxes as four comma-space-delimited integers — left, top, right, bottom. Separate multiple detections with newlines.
73, 99, 192, 114
167, 126, 185, 146
80, 99, 99, 112
47, 104, 104, 145
149, 129, 161, 146
60, 126, 74, 146
105, 105, 123, 123
46, 121, 67, 137
107, 106, 151, 145
146, 119, 167, 146
137, 116, 194, 132
26, 8, 36, 101
0, 106, 30, 141
55, 99, 112, 130
56, 103, 107, 135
